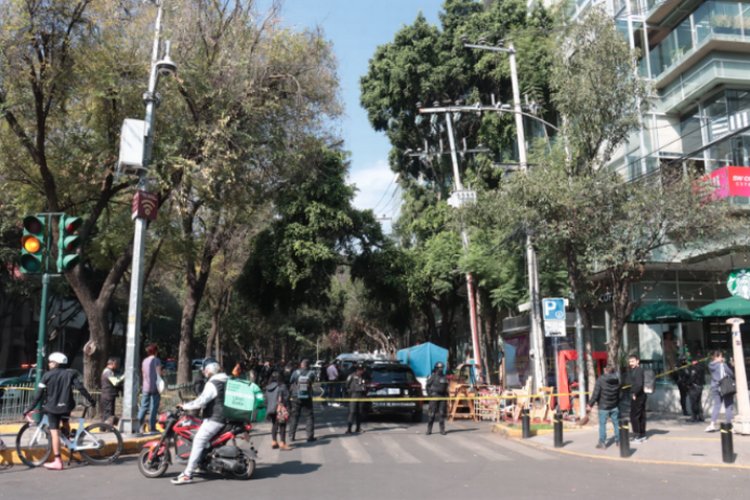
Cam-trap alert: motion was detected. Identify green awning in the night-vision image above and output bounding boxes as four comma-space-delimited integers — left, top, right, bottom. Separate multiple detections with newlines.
626, 302, 696, 324
693, 295, 750, 318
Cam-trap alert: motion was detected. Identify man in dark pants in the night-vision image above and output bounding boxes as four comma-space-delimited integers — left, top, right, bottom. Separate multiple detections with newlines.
426, 362, 449, 435
628, 354, 647, 443
346, 364, 366, 434
686, 356, 706, 422
100, 357, 122, 424
674, 357, 690, 417
289, 359, 316, 442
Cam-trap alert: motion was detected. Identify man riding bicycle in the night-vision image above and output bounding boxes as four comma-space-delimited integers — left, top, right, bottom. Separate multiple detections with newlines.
171, 358, 228, 485
23, 352, 96, 470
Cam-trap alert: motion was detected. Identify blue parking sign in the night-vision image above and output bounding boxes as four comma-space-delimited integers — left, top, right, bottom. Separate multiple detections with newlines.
542, 298, 566, 321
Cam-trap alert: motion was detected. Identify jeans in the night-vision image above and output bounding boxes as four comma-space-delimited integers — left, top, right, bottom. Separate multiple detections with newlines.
137, 392, 161, 432
598, 407, 620, 444
710, 388, 734, 423
184, 419, 224, 477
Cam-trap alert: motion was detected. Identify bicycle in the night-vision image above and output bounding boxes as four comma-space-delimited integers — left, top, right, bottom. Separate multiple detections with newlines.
15, 407, 123, 467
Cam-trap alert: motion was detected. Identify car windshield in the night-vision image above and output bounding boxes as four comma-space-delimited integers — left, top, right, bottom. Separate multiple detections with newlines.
0, 369, 27, 379
371, 368, 415, 384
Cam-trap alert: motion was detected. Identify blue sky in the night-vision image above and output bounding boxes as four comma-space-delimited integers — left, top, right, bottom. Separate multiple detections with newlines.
271, 0, 445, 224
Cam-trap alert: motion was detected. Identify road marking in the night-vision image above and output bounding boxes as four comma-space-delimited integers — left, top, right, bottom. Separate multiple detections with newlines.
301, 443, 324, 464
491, 437, 555, 461
452, 436, 510, 461
339, 436, 372, 463
381, 436, 420, 463
410, 435, 464, 463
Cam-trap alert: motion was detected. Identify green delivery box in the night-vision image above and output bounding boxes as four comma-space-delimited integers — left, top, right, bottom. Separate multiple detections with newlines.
224, 379, 264, 422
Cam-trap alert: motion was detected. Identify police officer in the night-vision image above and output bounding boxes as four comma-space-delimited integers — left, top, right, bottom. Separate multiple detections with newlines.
426, 362, 449, 435
686, 356, 706, 422
346, 364, 366, 434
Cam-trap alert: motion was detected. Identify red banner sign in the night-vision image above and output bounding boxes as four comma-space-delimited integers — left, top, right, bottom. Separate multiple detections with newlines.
709, 166, 750, 199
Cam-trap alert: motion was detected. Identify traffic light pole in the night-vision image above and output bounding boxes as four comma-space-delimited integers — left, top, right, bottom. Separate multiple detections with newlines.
35, 273, 50, 386
121, 0, 165, 434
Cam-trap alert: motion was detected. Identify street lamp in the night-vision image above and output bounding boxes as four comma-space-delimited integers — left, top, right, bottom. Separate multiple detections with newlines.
120, 0, 176, 434
463, 40, 547, 394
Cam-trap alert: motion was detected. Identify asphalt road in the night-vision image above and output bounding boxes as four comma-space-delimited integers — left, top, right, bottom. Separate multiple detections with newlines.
1, 405, 746, 500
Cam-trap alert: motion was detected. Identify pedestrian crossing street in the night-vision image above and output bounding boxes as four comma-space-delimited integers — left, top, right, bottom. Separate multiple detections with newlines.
249, 421, 556, 466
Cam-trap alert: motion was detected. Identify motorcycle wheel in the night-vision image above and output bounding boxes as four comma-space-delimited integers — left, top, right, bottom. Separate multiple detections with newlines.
230, 454, 255, 480
137, 447, 169, 478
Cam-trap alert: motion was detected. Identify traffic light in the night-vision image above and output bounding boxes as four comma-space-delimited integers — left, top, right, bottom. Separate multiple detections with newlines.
20, 215, 46, 274
57, 215, 82, 272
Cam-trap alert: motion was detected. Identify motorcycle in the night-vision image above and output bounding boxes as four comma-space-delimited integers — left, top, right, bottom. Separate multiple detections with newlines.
137, 408, 257, 480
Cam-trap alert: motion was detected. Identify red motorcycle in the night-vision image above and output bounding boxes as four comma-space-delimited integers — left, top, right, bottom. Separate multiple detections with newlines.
137, 408, 257, 480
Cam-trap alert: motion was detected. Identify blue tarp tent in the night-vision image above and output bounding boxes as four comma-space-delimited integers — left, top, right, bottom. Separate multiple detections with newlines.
396, 342, 448, 377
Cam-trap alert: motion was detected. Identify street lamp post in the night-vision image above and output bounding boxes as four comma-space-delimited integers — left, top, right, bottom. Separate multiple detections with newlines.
120, 0, 175, 433
464, 41, 547, 393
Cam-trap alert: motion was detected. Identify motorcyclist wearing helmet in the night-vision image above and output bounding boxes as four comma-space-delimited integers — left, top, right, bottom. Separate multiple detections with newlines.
23, 352, 96, 470
425, 361, 449, 436
172, 358, 229, 485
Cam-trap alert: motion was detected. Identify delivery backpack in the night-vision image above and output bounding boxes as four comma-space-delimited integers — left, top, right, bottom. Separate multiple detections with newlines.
223, 378, 266, 422
296, 370, 312, 399
644, 368, 656, 394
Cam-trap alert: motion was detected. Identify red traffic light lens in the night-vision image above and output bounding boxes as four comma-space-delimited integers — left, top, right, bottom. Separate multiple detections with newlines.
23, 216, 43, 234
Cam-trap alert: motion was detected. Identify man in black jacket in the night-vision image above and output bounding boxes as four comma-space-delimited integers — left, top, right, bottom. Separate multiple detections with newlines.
628, 354, 647, 443
24, 352, 96, 470
426, 362, 449, 435
289, 359, 316, 442
345, 364, 366, 434
587, 366, 621, 448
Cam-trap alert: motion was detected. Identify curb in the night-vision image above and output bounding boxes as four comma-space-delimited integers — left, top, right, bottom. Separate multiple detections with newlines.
491, 422, 584, 438
0, 433, 153, 467
503, 433, 750, 470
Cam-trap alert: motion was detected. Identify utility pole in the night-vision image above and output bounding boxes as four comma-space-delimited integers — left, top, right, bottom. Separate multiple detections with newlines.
464, 40, 547, 392
121, 0, 176, 433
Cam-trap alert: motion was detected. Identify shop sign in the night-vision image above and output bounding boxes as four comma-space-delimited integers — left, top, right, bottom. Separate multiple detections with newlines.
708, 166, 750, 199
727, 269, 750, 300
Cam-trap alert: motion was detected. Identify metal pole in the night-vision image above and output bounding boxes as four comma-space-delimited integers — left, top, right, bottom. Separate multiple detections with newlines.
35, 273, 50, 386
727, 318, 750, 434
121, 0, 165, 434
444, 112, 483, 384
575, 305, 587, 416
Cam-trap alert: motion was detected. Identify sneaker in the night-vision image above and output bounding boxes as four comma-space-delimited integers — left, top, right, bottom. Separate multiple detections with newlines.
634, 436, 647, 443
171, 473, 193, 485
307, 437, 317, 443
705, 423, 717, 433
595, 442, 605, 449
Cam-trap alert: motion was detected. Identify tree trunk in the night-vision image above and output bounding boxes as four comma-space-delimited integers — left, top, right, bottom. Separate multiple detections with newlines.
608, 269, 635, 370
581, 307, 597, 393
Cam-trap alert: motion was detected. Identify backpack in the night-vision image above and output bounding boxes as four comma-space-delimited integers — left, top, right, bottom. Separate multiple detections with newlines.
223, 378, 265, 422
643, 368, 655, 394
296, 370, 312, 399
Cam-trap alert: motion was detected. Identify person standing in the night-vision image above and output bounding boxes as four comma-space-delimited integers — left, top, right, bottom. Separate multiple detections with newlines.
346, 364, 366, 434
674, 357, 690, 417
628, 354, 647, 443
23, 352, 96, 470
265, 371, 292, 450
686, 355, 706, 423
137, 343, 163, 433
171, 358, 228, 485
426, 362, 449, 436
587, 366, 621, 448
289, 359, 316, 442
326, 360, 340, 407
100, 357, 122, 425
705, 351, 735, 432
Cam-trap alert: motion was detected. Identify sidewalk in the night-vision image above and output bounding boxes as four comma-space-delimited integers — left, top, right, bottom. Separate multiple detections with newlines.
500, 412, 750, 469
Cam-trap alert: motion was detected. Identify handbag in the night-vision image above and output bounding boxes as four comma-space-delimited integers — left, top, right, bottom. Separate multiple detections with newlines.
276, 402, 290, 422
718, 363, 736, 398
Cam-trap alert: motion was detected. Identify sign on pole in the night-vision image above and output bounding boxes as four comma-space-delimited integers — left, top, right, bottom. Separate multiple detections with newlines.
542, 297, 567, 338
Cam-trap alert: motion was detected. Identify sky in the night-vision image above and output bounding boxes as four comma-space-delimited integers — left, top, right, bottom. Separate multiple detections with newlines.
268, 0, 446, 227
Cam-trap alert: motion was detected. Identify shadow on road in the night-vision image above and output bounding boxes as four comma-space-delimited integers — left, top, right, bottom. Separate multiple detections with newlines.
253, 460, 321, 479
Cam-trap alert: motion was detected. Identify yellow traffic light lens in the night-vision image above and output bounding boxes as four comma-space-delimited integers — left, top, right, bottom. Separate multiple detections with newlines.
22, 236, 41, 253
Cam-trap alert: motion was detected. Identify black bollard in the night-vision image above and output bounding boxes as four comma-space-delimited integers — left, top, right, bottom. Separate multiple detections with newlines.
721, 422, 734, 464
619, 418, 630, 458
521, 408, 531, 439
553, 408, 563, 448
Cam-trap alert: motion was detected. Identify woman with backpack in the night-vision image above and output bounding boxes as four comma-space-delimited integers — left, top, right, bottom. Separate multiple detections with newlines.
265, 371, 292, 450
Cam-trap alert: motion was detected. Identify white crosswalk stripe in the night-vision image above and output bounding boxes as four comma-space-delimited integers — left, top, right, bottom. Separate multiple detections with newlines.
380, 435, 420, 463
339, 435, 372, 463
409, 435, 465, 463
301, 443, 324, 464
451, 436, 511, 461
491, 436, 556, 461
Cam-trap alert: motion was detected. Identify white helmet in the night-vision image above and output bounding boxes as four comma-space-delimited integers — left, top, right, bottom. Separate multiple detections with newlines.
48, 352, 68, 364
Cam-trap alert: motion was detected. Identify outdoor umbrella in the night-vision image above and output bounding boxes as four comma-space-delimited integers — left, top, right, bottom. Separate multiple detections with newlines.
627, 302, 697, 324
693, 295, 750, 318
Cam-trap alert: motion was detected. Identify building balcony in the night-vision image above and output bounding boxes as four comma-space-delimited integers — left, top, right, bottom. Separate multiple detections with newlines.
643, 0, 703, 27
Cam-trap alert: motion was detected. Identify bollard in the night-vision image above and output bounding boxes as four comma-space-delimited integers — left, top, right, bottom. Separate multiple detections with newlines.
553, 408, 563, 448
619, 418, 630, 458
521, 408, 531, 439
721, 422, 734, 464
